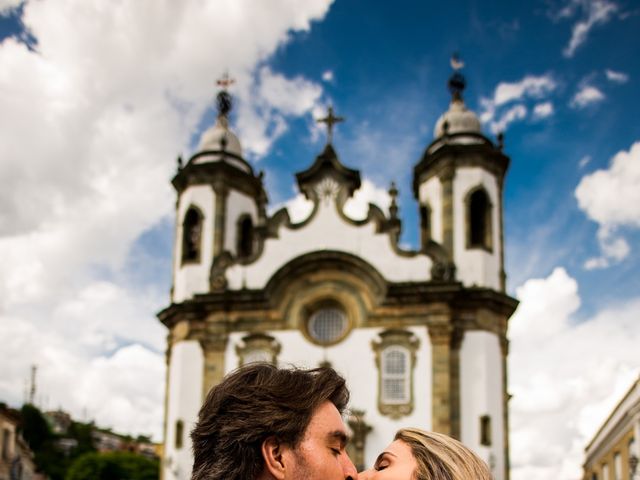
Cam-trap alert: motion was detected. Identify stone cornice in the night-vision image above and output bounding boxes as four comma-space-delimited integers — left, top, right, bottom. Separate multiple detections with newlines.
172, 157, 267, 201
413, 141, 510, 198
158, 281, 518, 332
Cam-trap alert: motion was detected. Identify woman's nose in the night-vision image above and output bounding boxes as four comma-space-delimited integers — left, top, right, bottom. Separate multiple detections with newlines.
358, 469, 372, 480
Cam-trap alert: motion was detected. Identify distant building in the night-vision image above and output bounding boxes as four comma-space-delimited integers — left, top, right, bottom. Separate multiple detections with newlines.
583, 375, 640, 480
0, 405, 37, 480
159, 67, 518, 479
44, 410, 72, 435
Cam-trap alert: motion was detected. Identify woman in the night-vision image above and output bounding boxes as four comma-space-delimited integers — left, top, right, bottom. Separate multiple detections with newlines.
359, 428, 491, 480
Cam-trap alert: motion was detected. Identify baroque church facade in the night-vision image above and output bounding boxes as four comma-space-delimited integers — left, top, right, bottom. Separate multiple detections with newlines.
158, 70, 518, 480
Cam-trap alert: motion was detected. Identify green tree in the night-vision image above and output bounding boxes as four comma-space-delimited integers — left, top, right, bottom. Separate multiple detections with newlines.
20, 404, 52, 451
65, 452, 159, 480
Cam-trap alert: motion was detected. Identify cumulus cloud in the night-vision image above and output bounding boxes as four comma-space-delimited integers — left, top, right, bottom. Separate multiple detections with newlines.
0, 0, 22, 15
509, 267, 640, 480
575, 141, 640, 268
480, 75, 556, 132
322, 70, 335, 82
0, 0, 334, 439
605, 69, 629, 83
492, 75, 557, 107
561, 0, 619, 58
570, 85, 605, 108
532, 101, 554, 119
343, 178, 392, 220
236, 66, 325, 157
281, 193, 315, 223
489, 104, 527, 134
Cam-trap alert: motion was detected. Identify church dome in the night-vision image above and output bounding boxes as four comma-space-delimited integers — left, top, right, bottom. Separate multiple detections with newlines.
197, 116, 242, 157
434, 99, 481, 138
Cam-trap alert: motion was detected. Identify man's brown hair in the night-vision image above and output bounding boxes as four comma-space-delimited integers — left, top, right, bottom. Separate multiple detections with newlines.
190, 363, 350, 480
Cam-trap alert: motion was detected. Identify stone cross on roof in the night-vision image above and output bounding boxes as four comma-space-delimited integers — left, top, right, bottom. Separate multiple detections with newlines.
317, 106, 344, 144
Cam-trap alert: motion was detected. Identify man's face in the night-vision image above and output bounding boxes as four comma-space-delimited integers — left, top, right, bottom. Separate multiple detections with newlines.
285, 400, 358, 480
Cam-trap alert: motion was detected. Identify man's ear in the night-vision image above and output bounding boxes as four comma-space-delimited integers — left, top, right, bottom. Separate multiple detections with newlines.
261, 436, 287, 480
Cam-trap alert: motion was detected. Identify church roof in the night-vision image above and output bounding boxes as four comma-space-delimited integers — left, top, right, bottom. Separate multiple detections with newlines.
295, 143, 361, 199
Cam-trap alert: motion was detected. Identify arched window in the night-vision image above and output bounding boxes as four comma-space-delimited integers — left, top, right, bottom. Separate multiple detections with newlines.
466, 187, 492, 251
373, 329, 419, 419
237, 215, 254, 259
419, 203, 431, 246
381, 346, 410, 404
182, 207, 203, 263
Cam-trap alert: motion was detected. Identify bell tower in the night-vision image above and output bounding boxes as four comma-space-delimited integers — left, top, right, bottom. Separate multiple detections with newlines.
413, 59, 509, 291
162, 77, 267, 480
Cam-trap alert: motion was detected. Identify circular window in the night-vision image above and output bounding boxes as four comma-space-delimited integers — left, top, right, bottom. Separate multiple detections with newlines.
307, 307, 348, 345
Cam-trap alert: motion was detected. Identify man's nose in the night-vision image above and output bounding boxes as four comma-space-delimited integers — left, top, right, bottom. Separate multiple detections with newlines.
342, 452, 358, 479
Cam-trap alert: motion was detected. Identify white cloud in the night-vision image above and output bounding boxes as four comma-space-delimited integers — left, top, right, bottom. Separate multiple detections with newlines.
0, 0, 21, 15
562, 0, 619, 58
235, 66, 325, 157
282, 193, 315, 223
532, 101, 554, 119
576, 142, 640, 267
605, 68, 629, 83
0, 0, 335, 439
492, 75, 557, 107
570, 85, 605, 108
579, 155, 591, 168
575, 141, 640, 227
480, 75, 556, 131
343, 179, 391, 220
489, 104, 527, 134
322, 70, 334, 82
509, 267, 640, 480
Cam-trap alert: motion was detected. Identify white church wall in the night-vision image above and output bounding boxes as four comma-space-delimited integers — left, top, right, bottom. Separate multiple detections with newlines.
224, 190, 257, 255
453, 168, 501, 289
459, 330, 505, 480
225, 200, 432, 289
164, 340, 204, 480
225, 326, 432, 470
419, 177, 443, 244
173, 185, 215, 303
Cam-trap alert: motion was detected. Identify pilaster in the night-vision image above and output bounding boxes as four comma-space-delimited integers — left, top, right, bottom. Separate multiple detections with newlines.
428, 313, 464, 439
198, 330, 228, 401
212, 183, 228, 258
439, 166, 455, 258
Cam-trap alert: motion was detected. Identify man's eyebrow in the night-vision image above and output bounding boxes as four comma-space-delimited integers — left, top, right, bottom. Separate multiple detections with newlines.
327, 430, 349, 447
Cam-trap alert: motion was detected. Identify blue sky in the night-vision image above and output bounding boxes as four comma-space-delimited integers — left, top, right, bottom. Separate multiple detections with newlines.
1, 1, 639, 479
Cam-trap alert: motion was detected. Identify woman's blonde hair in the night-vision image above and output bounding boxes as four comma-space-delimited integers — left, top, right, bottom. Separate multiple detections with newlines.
394, 428, 492, 480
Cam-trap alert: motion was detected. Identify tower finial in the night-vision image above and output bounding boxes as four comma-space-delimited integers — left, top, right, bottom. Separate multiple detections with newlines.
216, 72, 235, 121
448, 53, 466, 102
317, 105, 344, 144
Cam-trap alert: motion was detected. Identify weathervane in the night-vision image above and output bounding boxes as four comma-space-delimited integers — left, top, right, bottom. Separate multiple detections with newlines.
216, 72, 235, 119
317, 106, 344, 144
448, 52, 466, 102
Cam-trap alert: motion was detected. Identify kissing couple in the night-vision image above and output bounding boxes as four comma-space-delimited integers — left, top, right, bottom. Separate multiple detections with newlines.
190, 363, 491, 480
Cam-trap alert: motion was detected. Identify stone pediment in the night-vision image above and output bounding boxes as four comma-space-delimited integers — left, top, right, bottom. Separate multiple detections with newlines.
295, 144, 361, 207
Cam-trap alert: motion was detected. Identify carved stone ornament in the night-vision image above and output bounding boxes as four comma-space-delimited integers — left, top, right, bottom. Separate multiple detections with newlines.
372, 329, 420, 419
209, 251, 233, 292
314, 176, 341, 204
235, 332, 281, 367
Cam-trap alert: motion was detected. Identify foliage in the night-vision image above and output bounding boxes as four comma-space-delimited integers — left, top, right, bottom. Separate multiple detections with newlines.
65, 452, 159, 480
20, 403, 52, 451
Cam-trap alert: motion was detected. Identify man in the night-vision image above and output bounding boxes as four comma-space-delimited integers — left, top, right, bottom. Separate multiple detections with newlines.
191, 363, 358, 480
